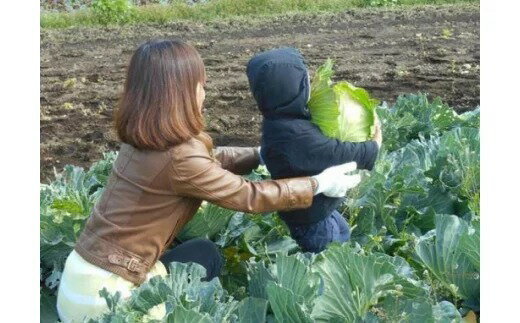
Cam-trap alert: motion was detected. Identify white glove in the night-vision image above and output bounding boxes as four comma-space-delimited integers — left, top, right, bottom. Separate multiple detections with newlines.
312, 162, 361, 197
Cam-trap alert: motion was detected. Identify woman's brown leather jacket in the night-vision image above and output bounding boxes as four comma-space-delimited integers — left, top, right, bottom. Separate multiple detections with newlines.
74, 134, 315, 285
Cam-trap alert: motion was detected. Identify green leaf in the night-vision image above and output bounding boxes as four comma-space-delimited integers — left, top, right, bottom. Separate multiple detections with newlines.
459, 221, 479, 269
375, 297, 462, 323
51, 198, 84, 214
308, 59, 340, 138
215, 212, 256, 247
40, 289, 59, 323
237, 297, 268, 323
166, 304, 213, 323
415, 215, 480, 309
245, 165, 271, 181
44, 267, 62, 290
273, 253, 320, 306
432, 301, 463, 322
349, 125, 479, 243
96, 262, 238, 321
99, 288, 123, 314
178, 202, 237, 241
308, 59, 379, 142
334, 81, 378, 142
264, 236, 299, 255
266, 281, 314, 323
376, 94, 473, 152
40, 157, 116, 292
459, 107, 480, 128
311, 245, 428, 322
428, 127, 480, 202
87, 151, 117, 187
247, 259, 276, 299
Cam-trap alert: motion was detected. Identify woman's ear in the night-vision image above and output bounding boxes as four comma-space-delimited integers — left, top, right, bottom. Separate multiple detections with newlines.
196, 82, 206, 111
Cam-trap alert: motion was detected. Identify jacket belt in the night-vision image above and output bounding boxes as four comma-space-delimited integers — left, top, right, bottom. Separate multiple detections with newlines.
107, 254, 147, 273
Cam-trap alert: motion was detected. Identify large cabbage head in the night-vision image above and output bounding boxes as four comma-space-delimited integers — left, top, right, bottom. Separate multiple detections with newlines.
308, 59, 379, 142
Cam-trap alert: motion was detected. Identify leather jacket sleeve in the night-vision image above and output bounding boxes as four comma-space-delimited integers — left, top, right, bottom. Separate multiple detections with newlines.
213, 146, 260, 175
170, 140, 313, 213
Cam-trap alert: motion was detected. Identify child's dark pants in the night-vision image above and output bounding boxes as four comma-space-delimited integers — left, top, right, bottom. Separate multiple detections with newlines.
288, 210, 351, 253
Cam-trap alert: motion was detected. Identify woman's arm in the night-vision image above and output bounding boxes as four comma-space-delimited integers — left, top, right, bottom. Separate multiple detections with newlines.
171, 140, 313, 213
213, 146, 260, 175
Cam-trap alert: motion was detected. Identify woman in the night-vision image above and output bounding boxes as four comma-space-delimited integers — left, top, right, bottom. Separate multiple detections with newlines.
56, 39, 361, 322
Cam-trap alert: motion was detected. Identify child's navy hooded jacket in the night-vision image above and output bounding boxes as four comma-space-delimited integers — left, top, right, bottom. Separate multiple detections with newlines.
246, 48, 379, 225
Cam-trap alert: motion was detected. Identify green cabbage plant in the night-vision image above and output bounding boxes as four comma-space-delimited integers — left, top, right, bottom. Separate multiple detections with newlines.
308, 59, 379, 142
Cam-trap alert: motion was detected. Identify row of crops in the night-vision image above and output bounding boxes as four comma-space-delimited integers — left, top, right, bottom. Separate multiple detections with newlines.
40, 93, 480, 322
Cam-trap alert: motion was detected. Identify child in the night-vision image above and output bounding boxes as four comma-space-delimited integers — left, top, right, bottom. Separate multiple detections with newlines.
247, 48, 382, 252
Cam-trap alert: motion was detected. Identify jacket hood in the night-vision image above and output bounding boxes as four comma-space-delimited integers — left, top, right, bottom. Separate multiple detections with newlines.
246, 47, 310, 120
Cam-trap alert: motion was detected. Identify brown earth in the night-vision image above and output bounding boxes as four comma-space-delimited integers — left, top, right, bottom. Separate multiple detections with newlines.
40, 5, 480, 182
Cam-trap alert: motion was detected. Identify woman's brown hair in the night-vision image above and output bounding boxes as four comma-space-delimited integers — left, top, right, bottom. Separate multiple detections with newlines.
115, 39, 208, 150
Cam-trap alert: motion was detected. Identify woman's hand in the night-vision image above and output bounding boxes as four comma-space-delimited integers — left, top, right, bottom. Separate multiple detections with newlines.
373, 116, 383, 148
312, 162, 361, 197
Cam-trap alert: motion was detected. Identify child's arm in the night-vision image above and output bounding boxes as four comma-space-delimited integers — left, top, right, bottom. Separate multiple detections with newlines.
313, 135, 378, 170
330, 116, 383, 171
288, 126, 379, 174
329, 139, 379, 170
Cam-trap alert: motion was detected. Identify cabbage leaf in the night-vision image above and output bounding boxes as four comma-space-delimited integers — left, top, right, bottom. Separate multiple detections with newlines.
308, 59, 379, 142
415, 215, 480, 309
178, 202, 237, 242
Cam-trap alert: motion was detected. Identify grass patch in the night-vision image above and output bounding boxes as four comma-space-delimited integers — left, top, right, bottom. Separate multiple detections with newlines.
41, 0, 479, 29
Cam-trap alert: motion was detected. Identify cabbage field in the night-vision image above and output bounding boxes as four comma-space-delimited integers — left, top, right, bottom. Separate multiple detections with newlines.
41, 93, 480, 322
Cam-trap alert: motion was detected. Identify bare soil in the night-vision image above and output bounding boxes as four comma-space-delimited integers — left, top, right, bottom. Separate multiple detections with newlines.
40, 5, 479, 182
